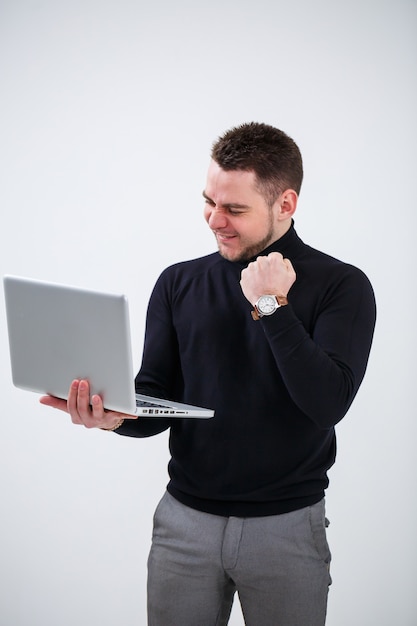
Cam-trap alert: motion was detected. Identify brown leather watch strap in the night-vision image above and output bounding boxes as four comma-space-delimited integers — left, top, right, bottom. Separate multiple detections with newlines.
251, 295, 288, 321
276, 295, 288, 306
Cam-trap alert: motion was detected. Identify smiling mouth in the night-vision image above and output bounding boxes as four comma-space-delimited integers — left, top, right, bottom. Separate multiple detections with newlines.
215, 232, 237, 241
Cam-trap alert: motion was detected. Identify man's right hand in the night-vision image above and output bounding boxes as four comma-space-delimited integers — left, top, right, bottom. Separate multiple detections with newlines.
40, 379, 137, 430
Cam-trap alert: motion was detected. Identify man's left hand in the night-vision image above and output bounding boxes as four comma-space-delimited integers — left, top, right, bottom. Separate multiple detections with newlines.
240, 252, 296, 305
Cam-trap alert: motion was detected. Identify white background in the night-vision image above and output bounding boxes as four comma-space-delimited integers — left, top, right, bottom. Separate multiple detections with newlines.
1, 1, 416, 624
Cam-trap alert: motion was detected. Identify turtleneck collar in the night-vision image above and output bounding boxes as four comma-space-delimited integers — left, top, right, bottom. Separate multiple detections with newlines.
230, 220, 305, 269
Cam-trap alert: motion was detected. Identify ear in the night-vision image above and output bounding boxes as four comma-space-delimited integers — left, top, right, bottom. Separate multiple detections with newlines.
275, 189, 298, 221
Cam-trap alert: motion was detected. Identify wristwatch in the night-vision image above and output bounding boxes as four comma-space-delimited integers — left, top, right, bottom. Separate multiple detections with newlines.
252, 294, 288, 321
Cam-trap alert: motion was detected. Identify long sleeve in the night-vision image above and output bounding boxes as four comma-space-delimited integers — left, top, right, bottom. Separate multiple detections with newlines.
260, 264, 376, 428
115, 275, 180, 438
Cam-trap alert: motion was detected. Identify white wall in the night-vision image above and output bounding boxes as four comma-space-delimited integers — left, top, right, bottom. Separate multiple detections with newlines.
1, 1, 416, 624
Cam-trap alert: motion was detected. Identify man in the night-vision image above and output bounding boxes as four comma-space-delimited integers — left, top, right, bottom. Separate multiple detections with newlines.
41, 122, 376, 625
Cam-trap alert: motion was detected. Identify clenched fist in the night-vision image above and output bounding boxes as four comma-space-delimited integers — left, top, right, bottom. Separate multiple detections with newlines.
240, 252, 296, 305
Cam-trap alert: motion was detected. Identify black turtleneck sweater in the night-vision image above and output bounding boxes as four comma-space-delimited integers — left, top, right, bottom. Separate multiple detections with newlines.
116, 224, 376, 517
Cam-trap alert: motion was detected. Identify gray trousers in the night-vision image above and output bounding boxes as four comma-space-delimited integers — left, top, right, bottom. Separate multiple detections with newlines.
147, 492, 332, 626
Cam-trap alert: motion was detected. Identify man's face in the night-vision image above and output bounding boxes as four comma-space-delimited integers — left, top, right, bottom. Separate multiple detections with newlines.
203, 160, 283, 263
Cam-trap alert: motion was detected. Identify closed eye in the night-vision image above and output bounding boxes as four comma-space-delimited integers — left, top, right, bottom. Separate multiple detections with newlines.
202, 191, 215, 207
202, 191, 249, 215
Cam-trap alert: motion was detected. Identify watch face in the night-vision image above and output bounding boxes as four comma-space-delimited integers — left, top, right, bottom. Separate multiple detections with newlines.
258, 295, 277, 315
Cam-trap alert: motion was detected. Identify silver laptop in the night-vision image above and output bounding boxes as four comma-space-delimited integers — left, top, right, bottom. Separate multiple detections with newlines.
3, 275, 214, 419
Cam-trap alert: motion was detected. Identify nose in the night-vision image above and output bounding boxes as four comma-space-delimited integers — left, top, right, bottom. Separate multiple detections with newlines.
207, 208, 228, 230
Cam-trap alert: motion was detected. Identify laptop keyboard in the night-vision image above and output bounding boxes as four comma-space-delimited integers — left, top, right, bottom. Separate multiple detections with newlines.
135, 397, 187, 416
136, 399, 170, 408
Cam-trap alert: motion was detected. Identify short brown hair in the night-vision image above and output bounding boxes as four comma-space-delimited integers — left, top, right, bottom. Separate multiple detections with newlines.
211, 122, 303, 206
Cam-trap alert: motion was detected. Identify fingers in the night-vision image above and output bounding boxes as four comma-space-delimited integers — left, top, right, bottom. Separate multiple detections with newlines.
39, 395, 69, 412
244, 252, 291, 278
67, 379, 86, 425
68, 379, 107, 428
39, 382, 95, 425
281, 256, 295, 274
261, 252, 293, 273
41, 379, 134, 430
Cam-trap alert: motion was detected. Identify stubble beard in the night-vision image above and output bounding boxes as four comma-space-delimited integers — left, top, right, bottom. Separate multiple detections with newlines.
216, 215, 276, 263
